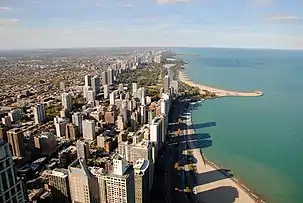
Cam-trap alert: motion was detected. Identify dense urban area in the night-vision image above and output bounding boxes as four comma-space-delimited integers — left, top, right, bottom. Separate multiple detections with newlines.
0, 48, 207, 203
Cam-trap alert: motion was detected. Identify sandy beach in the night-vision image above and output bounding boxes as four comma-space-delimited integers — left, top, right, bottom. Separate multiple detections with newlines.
178, 71, 263, 98
183, 104, 264, 203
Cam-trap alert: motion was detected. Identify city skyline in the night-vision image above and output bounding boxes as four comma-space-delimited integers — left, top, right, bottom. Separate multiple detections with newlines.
0, 0, 303, 50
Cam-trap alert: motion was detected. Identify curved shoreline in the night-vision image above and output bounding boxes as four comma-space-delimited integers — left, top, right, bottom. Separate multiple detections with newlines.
186, 102, 266, 203
178, 70, 263, 98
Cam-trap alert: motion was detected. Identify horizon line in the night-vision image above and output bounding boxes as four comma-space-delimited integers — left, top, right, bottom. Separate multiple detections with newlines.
1, 45, 303, 52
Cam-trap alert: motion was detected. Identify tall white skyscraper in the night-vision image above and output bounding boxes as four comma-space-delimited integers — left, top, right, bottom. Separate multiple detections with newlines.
61, 93, 72, 111
132, 83, 137, 96
33, 103, 46, 124
110, 92, 115, 105
170, 80, 179, 95
103, 84, 109, 99
55, 118, 68, 137
72, 112, 83, 135
0, 140, 27, 203
150, 117, 162, 152
107, 68, 114, 85
82, 119, 96, 141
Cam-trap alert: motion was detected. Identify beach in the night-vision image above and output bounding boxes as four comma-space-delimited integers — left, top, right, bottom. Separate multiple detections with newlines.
178, 70, 263, 97
183, 103, 264, 203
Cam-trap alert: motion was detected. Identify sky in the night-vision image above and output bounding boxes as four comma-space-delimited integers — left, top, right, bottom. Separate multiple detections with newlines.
0, 0, 303, 50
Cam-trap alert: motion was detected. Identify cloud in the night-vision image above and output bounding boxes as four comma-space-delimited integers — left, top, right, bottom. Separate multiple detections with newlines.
156, 0, 191, 4
0, 19, 20, 26
0, 6, 12, 12
267, 14, 302, 21
123, 4, 134, 8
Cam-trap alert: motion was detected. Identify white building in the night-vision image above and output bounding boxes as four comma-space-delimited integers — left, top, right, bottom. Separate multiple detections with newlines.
55, 117, 68, 137
91, 76, 101, 94
170, 80, 179, 95
33, 103, 46, 124
61, 93, 72, 111
85, 75, 92, 87
0, 140, 27, 203
150, 117, 162, 152
132, 83, 137, 96
110, 92, 115, 105
87, 90, 96, 103
107, 68, 114, 85
164, 75, 170, 93
103, 84, 109, 99
82, 119, 96, 141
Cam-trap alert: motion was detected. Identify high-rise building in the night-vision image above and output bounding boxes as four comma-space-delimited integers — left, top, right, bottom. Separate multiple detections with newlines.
87, 89, 96, 103
60, 81, 66, 90
68, 159, 100, 203
148, 110, 156, 124
48, 168, 71, 203
61, 93, 72, 111
34, 132, 57, 156
132, 83, 137, 96
140, 105, 147, 125
8, 109, 22, 122
1, 116, 12, 128
101, 71, 108, 86
72, 112, 83, 135
65, 123, 79, 141
103, 156, 135, 203
134, 159, 150, 203
164, 75, 170, 93
7, 128, 25, 157
33, 103, 46, 124
107, 68, 114, 85
170, 80, 179, 95
0, 140, 27, 203
55, 118, 68, 138
118, 83, 124, 92
76, 140, 90, 160
150, 117, 162, 152
103, 84, 109, 99
91, 76, 101, 95
0, 124, 8, 141
82, 119, 96, 141
85, 75, 92, 87
110, 92, 115, 105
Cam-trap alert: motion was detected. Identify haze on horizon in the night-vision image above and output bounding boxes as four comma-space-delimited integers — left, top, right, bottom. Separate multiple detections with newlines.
0, 0, 303, 50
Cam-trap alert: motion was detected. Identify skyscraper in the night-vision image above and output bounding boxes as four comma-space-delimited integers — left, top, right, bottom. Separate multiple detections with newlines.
132, 82, 137, 96
33, 103, 46, 124
55, 118, 68, 138
68, 159, 100, 203
170, 80, 179, 95
76, 140, 90, 160
8, 109, 22, 122
103, 84, 109, 99
87, 89, 96, 103
65, 123, 79, 141
1, 116, 12, 128
85, 75, 92, 87
82, 119, 96, 141
0, 124, 8, 141
150, 117, 162, 152
72, 112, 83, 135
110, 92, 115, 105
0, 140, 27, 203
164, 75, 170, 93
48, 168, 71, 203
134, 159, 150, 203
91, 76, 101, 95
140, 105, 147, 125
61, 93, 72, 111
101, 71, 108, 86
7, 128, 26, 157
107, 68, 114, 85
104, 156, 135, 203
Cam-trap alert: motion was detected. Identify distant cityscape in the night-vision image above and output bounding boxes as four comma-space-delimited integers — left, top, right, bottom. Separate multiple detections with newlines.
0, 48, 196, 203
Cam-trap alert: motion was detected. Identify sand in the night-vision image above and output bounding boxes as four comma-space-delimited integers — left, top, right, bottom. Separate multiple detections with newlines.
178, 71, 263, 98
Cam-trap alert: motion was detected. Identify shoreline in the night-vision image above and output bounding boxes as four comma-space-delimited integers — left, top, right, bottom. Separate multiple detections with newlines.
178, 70, 263, 98
187, 102, 266, 203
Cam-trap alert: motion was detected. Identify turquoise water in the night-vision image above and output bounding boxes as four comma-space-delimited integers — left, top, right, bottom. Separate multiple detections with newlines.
173, 48, 303, 203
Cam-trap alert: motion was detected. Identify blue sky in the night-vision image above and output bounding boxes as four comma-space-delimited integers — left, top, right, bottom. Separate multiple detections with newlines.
0, 0, 303, 50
